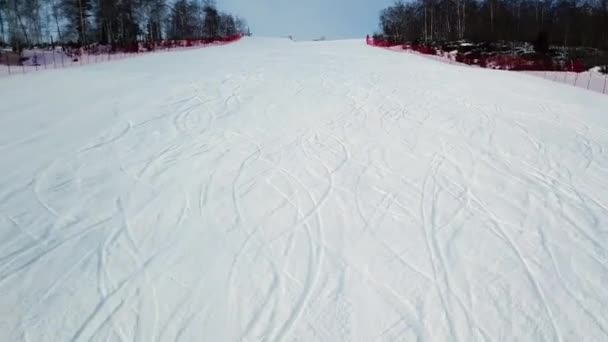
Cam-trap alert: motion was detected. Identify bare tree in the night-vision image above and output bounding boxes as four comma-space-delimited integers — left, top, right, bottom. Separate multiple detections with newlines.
61, 0, 92, 44
0, 0, 6, 43
0, 0, 246, 49
378, 0, 607, 50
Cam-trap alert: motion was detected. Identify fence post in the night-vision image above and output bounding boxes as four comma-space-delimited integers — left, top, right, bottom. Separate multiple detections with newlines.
603, 74, 607, 94
61, 50, 65, 68
6, 53, 11, 75
34, 52, 38, 71
574, 73, 578, 87
43, 51, 47, 70
587, 73, 592, 89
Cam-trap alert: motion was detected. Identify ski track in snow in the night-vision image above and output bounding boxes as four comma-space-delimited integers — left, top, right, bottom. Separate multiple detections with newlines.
1, 37, 608, 341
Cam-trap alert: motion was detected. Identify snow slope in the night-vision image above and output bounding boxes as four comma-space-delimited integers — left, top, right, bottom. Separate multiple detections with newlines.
1, 37, 608, 342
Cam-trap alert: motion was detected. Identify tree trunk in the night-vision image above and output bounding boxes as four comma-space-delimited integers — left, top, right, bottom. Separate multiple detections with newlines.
603, 0, 608, 47
462, 0, 466, 38
456, 1, 461, 39
424, 5, 427, 41
77, 0, 86, 45
105, 21, 113, 47
33, 6, 42, 44
490, 0, 494, 35
0, 7, 5, 42
53, 12, 62, 42
540, 1, 544, 27
44, 5, 51, 43
13, 0, 29, 44
535, 0, 539, 30
430, 8, 433, 41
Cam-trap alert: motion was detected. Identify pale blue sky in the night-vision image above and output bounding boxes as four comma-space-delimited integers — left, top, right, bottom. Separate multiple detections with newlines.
220, 0, 395, 40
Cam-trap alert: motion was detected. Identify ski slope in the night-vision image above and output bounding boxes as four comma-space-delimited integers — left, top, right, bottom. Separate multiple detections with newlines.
1, 37, 608, 342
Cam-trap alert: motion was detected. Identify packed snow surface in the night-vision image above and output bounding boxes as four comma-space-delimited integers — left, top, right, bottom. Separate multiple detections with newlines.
2, 37, 608, 342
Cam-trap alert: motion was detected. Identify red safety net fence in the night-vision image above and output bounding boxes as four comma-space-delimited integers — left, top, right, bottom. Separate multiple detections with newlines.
0, 35, 242, 78
366, 36, 586, 72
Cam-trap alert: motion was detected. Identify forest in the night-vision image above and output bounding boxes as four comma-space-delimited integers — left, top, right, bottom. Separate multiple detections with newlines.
0, 0, 248, 49
376, 0, 608, 49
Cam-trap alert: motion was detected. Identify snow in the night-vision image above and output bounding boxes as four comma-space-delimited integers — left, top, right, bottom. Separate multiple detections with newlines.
379, 46, 608, 95
1, 37, 608, 341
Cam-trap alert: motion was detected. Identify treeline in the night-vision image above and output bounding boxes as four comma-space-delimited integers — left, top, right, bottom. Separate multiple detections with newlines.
0, 0, 248, 49
377, 0, 608, 49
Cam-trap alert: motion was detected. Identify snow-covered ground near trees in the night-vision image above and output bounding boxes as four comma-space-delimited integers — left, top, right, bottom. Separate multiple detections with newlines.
383, 45, 608, 95
1, 37, 608, 342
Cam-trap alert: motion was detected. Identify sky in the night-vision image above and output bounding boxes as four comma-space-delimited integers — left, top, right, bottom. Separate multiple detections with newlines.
220, 0, 395, 40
